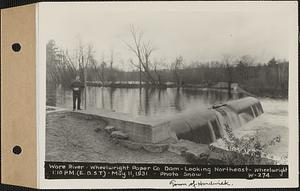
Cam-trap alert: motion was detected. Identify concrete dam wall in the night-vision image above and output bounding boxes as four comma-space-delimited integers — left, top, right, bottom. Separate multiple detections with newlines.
170, 97, 264, 144
75, 97, 263, 145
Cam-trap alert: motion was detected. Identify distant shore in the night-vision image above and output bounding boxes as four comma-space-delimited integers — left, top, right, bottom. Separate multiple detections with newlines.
85, 81, 287, 99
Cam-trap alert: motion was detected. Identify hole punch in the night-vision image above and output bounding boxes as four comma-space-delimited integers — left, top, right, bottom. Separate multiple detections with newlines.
12, 145, 22, 155
11, 43, 21, 52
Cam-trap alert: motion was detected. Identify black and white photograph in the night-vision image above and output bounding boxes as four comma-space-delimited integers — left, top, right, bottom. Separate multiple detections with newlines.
44, 2, 291, 165
38, 2, 298, 188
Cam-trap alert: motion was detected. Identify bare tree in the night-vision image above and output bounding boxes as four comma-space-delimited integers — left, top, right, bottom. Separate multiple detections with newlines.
152, 58, 168, 86
236, 55, 255, 82
108, 49, 116, 83
101, 62, 107, 84
222, 54, 235, 98
171, 56, 184, 86
124, 25, 157, 85
89, 56, 105, 84
46, 40, 78, 87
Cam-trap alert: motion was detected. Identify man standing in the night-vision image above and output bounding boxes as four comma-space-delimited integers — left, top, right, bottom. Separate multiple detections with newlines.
70, 75, 84, 110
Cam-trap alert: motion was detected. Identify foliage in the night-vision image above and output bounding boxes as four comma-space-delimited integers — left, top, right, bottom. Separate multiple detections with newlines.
216, 127, 283, 164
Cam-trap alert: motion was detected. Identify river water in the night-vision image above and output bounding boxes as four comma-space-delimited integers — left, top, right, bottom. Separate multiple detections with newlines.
48, 86, 246, 116
47, 86, 288, 118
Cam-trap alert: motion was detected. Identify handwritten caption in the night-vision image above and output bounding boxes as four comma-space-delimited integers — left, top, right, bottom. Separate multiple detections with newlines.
169, 179, 232, 188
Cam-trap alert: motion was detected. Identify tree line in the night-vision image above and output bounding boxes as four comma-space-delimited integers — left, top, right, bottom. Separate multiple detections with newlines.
46, 26, 288, 98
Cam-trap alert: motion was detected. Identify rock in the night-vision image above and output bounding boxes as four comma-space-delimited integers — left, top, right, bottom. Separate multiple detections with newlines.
168, 139, 210, 163
143, 144, 169, 153
110, 131, 129, 140
119, 139, 143, 150
168, 143, 188, 155
182, 144, 210, 164
110, 137, 120, 144
207, 152, 227, 165
105, 125, 115, 133
183, 150, 200, 163
183, 149, 209, 164
199, 152, 209, 164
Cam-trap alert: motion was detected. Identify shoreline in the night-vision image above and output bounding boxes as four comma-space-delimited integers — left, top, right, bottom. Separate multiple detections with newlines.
83, 82, 288, 99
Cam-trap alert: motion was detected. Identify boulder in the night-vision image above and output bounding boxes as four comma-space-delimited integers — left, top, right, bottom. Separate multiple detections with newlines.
110, 131, 129, 140
105, 125, 115, 133
207, 152, 227, 165
183, 148, 209, 164
119, 139, 143, 150
168, 143, 189, 155
142, 144, 169, 153
110, 137, 120, 144
183, 150, 200, 163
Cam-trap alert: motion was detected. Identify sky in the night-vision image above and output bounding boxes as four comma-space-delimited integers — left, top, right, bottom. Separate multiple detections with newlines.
40, 2, 295, 70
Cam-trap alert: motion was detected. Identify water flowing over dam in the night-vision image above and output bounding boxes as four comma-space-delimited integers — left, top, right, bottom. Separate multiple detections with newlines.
170, 97, 264, 144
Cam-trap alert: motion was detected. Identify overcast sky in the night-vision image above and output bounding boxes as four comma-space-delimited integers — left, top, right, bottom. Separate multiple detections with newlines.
40, 2, 295, 70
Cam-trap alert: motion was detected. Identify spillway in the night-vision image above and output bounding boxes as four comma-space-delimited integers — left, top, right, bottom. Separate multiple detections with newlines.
170, 97, 264, 144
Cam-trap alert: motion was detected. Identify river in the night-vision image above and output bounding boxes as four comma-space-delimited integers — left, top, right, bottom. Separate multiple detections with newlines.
47, 86, 287, 119
48, 86, 245, 117
46, 85, 289, 162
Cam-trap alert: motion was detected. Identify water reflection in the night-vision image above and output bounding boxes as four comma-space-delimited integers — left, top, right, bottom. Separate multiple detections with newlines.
49, 86, 245, 117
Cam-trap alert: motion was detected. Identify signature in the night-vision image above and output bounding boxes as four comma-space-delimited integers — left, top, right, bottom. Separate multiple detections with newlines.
169, 179, 232, 188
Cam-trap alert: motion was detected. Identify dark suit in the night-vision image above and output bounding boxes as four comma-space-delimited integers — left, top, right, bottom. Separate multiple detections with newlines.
70, 79, 84, 110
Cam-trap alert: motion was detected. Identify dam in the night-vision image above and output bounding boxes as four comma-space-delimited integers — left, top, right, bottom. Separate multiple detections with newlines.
75, 97, 263, 144
170, 97, 263, 144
